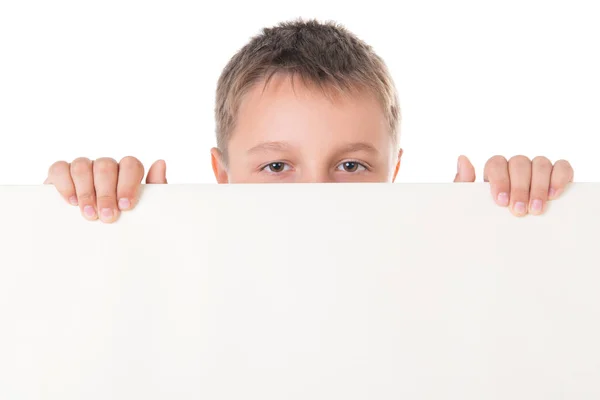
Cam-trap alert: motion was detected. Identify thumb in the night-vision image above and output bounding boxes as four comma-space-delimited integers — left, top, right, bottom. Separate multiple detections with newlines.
146, 160, 168, 184
454, 155, 476, 182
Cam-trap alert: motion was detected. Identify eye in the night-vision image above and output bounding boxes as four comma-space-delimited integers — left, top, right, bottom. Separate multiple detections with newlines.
261, 162, 291, 173
336, 161, 367, 173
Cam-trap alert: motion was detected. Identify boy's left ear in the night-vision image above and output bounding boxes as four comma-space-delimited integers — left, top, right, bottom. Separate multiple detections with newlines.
210, 147, 229, 184
392, 148, 403, 183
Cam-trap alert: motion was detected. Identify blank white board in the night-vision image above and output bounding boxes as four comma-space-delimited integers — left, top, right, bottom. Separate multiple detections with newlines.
1, 183, 599, 399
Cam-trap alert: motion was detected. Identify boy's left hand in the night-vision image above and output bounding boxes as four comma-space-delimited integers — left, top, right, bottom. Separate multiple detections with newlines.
453, 155, 574, 216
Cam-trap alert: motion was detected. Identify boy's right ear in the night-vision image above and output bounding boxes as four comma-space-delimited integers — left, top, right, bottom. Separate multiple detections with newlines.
210, 147, 229, 184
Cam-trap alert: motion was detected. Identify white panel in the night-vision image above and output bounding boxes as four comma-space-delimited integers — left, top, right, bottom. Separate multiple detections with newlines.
1, 183, 599, 399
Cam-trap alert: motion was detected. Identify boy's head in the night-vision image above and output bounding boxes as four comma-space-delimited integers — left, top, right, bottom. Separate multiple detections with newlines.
211, 19, 402, 183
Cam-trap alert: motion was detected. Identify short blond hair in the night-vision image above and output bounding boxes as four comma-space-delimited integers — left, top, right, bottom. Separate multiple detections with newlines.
215, 18, 400, 160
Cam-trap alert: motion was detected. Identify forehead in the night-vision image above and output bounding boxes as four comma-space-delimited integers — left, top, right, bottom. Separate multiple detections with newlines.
229, 73, 390, 148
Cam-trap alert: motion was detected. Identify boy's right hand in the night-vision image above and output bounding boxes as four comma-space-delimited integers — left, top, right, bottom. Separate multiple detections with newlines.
44, 157, 167, 223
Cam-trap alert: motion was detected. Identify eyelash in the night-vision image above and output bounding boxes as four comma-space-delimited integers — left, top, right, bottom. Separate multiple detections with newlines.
335, 160, 369, 173
260, 162, 293, 173
259, 160, 369, 173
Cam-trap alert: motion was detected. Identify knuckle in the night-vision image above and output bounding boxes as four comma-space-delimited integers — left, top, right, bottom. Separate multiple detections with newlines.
532, 156, 552, 167
94, 157, 117, 169
511, 188, 531, 200
48, 160, 69, 176
77, 192, 95, 203
530, 178, 550, 193
509, 155, 531, 166
94, 157, 118, 174
96, 157, 118, 164
119, 156, 144, 172
485, 155, 507, 169
96, 194, 116, 204
495, 179, 511, 189
531, 189, 549, 200
70, 157, 92, 175
120, 155, 142, 166
118, 187, 137, 200
554, 159, 572, 170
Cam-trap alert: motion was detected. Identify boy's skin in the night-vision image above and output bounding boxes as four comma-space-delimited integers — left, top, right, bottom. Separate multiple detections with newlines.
44, 73, 574, 223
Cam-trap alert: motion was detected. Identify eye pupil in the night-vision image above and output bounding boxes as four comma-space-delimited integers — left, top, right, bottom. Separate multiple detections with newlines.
344, 162, 358, 172
269, 162, 284, 172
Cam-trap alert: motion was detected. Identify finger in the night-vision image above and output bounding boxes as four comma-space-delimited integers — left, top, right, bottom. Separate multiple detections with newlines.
93, 157, 120, 223
117, 156, 145, 211
453, 155, 476, 182
549, 159, 574, 200
528, 156, 553, 215
507, 155, 532, 217
483, 155, 510, 207
46, 161, 78, 206
70, 157, 97, 221
146, 160, 168, 184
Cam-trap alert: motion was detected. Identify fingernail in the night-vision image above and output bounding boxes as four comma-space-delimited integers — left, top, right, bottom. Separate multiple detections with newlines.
497, 192, 509, 206
514, 202, 527, 215
69, 196, 78, 206
84, 205, 96, 218
100, 208, 113, 220
549, 188, 557, 198
118, 198, 131, 210
531, 199, 543, 213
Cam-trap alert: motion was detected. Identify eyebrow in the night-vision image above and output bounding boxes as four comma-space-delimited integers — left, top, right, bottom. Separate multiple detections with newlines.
246, 141, 380, 156
247, 141, 292, 155
337, 142, 380, 155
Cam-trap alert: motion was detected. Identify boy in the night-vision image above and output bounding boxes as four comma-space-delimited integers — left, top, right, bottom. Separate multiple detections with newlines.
44, 19, 573, 223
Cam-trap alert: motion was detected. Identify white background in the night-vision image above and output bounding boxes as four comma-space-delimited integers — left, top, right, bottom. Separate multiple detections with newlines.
1, 0, 598, 185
